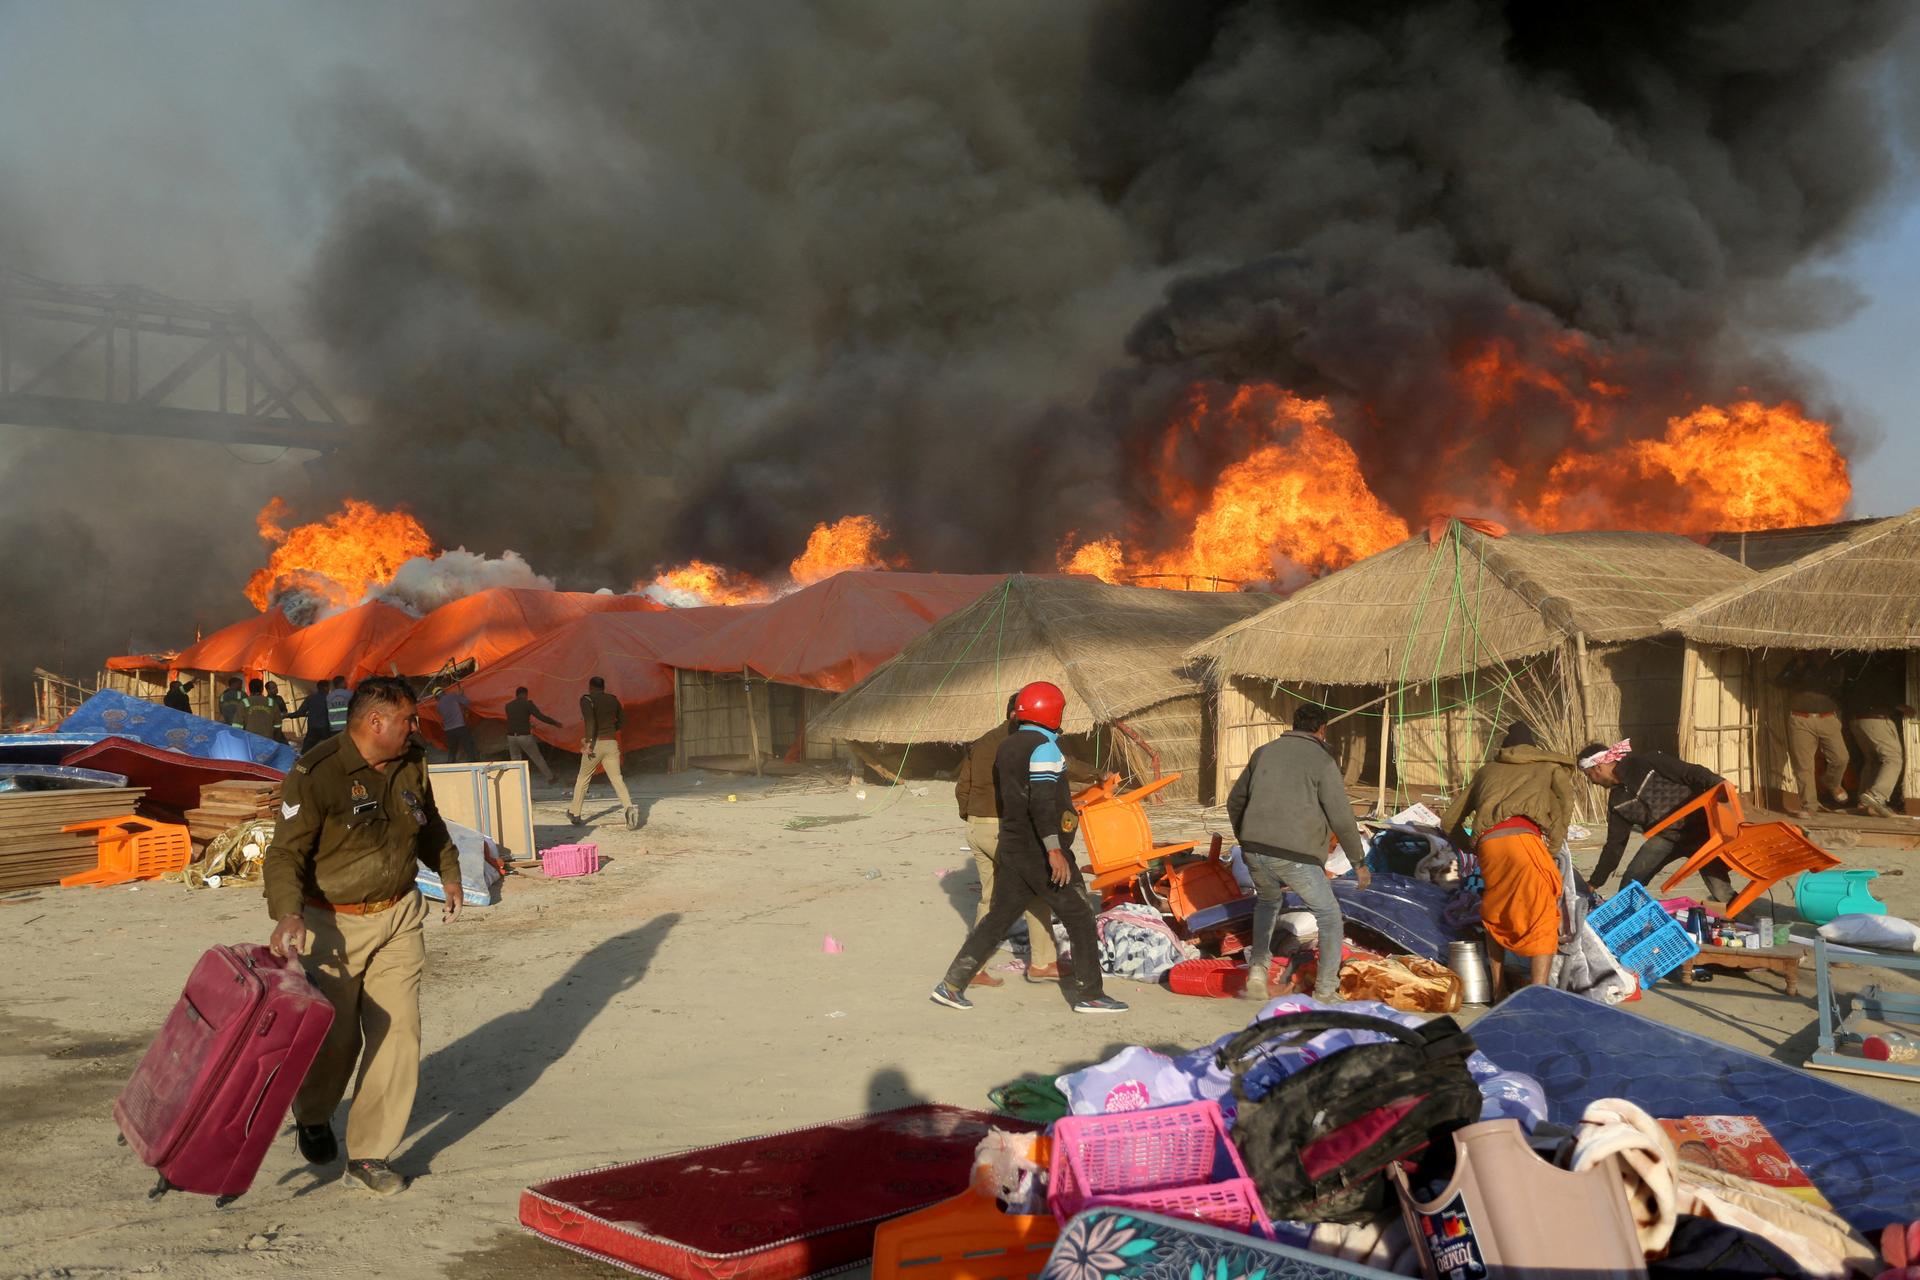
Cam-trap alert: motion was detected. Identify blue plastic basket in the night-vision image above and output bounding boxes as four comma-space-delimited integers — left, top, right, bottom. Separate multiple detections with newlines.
1588, 880, 1698, 985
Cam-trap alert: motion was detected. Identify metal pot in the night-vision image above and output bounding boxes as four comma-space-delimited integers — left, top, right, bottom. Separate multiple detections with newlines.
1448, 940, 1492, 1005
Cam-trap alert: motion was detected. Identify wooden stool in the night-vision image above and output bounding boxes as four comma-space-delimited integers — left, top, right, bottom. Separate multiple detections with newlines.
1678, 944, 1804, 997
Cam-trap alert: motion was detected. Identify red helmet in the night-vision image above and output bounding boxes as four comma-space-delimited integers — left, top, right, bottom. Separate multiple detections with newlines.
1013, 680, 1066, 731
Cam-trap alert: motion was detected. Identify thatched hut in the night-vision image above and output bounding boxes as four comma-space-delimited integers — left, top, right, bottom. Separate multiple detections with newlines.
1189, 521, 1757, 803
1664, 508, 1920, 812
807, 575, 1273, 801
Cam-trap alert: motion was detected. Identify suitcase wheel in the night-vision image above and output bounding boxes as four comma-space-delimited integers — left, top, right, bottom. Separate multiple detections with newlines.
116, 1133, 127, 1146
215, 1194, 240, 1209
148, 1175, 172, 1201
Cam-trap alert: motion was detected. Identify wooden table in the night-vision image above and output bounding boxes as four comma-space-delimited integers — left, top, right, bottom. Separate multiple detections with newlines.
1679, 943, 1805, 996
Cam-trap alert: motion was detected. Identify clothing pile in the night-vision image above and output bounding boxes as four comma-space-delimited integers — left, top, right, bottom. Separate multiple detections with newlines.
915, 993, 1895, 1280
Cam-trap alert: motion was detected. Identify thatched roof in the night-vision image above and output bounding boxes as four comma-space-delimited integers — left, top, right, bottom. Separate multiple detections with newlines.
808, 575, 1272, 741
1706, 518, 1880, 574
1665, 508, 1920, 651
1193, 522, 1755, 685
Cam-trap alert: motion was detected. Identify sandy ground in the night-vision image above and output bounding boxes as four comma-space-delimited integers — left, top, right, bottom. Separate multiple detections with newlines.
3, 768, 1917, 1280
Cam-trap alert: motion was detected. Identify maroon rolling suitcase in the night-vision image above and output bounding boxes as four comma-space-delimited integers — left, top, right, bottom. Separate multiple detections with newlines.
115, 943, 334, 1205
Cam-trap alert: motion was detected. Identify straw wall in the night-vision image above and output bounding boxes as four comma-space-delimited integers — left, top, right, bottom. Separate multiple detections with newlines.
672, 669, 840, 768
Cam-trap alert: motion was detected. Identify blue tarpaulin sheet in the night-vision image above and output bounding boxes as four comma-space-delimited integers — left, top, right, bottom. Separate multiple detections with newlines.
59, 690, 296, 772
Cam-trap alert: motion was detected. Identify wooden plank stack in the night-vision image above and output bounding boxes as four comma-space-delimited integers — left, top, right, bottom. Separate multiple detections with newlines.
184, 779, 281, 849
0, 787, 150, 892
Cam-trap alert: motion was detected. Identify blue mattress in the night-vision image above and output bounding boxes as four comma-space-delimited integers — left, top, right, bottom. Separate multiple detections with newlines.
1283, 871, 1471, 961
0, 764, 129, 789
60, 690, 295, 771
0, 733, 106, 765
1470, 984, 1920, 1232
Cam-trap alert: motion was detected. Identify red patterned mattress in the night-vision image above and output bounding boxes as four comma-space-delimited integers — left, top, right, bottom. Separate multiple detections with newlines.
519, 1104, 1024, 1279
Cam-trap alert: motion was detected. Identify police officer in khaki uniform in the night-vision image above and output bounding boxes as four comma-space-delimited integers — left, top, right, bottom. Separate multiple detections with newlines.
265, 676, 464, 1196
568, 674, 634, 825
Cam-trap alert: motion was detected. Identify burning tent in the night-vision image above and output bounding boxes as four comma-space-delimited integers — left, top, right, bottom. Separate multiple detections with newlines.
353, 587, 662, 683
808, 575, 1273, 801
1189, 521, 1758, 801
98, 652, 181, 704
261, 600, 416, 687
416, 605, 752, 757
170, 609, 297, 717
1664, 507, 1920, 814
660, 570, 1005, 770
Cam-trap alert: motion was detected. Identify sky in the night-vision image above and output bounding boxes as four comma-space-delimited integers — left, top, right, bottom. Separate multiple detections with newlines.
0, 1, 1916, 518
1787, 199, 1920, 518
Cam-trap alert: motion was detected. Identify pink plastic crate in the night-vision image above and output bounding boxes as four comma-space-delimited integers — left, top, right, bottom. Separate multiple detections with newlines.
541, 842, 600, 878
1047, 1101, 1270, 1236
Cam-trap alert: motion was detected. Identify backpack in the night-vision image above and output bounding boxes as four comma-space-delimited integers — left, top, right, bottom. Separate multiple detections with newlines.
1215, 1011, 1483, 1224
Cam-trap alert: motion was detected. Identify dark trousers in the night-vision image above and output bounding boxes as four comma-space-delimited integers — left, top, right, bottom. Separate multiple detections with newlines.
942, 844, 1104, 1002
445, 726, 477, 763
1598, 830, 1734, 904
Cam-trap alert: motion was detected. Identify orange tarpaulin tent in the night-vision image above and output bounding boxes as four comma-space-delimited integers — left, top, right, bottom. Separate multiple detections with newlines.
263, 601, 417, 684
174, 609, 295, 675
416, 605, 753, 752
103, 653, 179, 675
659, 570, 1005, 692
352, 588, 663, 682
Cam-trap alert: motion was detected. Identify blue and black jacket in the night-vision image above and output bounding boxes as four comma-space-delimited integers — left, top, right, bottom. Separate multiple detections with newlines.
993, 723, 1076, 862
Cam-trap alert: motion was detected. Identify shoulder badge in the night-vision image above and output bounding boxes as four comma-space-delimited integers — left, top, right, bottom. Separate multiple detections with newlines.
1060, 811, 1078, 834
294, 761, 311, 774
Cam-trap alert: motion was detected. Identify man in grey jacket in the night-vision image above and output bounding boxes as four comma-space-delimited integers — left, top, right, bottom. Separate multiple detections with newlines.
1226, 704, 1371, 1003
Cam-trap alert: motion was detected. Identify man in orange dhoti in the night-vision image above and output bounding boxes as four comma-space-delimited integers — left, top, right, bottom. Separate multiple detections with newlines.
1444, 724, 1577, 998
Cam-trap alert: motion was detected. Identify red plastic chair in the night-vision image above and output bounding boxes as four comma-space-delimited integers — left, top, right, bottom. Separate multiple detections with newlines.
1072, 773, 1200, 892
1646, 781, 1840, 916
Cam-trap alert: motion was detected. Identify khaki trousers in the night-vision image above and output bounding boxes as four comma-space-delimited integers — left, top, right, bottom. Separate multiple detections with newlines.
294, 890, 427, 1162
572, 739, 633, 813
966, 816, 1057, 968
507, 733, 554, 784
1788, 712, 1849, 804
1850, 716, 1904, 805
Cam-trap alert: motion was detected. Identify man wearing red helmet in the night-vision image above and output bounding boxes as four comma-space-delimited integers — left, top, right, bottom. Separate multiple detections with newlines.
931, 681, 1126, 1014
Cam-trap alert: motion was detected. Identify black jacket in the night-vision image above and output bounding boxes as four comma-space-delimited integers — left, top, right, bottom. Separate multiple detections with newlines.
993, 727, 1075, 863
1597, 750, 1724, 868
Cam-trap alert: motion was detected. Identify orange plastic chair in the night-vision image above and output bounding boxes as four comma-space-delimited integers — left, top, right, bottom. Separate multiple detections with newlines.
870, 1186, 1059, 1280
58, 816, 194, 888
1072, 773, 1200, 892
1646, 781, 1841, 917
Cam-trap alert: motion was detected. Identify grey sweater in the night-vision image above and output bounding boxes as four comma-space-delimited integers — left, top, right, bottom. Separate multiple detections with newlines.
1226, 731, 1368, 867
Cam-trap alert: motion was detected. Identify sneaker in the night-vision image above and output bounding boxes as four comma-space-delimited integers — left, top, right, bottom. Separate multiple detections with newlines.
1312, 988, 1343, 1004
929, 982, 973, 1011
295, 1122, 337, 1165
1237, 965, 1270, 1002
341, 1158, 407, 1197
1071, 994, 1130, 1015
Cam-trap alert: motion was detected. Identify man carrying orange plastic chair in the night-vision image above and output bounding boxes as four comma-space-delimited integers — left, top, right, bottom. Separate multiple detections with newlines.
1578, 739, 1734, 903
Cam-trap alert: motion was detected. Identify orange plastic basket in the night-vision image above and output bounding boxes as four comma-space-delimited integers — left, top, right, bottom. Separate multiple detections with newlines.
871, 1187, 1059, 1280
58, 816, 194, 888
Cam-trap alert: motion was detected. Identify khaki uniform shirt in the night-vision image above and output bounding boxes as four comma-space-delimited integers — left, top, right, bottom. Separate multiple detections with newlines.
581, 690, 623, 742
263, 733, 461, 921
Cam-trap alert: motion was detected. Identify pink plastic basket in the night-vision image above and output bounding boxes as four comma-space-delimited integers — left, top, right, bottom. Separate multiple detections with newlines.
1047, 1101, 1270, 1236
541, 842, 600, 878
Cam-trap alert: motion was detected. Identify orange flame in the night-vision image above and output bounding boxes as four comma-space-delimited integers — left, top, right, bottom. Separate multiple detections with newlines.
1519, 400, 1850, 533
245, 498, 434, 612
788, 514, 905, 584
641, 559, 774, 606
1060, 385, 1410, 587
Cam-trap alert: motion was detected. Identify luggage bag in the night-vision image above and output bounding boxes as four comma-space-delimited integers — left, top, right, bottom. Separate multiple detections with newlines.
114, 943, 334, 1205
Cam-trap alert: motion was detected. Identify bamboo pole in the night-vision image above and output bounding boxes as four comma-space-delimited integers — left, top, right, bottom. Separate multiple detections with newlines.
1376, 651, 1393, 817
743, 666, 762, 777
